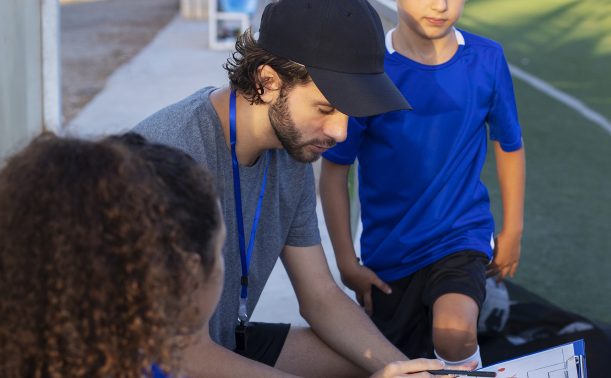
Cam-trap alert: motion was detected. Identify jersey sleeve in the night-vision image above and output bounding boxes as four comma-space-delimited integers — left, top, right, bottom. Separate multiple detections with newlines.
322, 116, 367, 165
487, 50, 523, 152
285, 164, 321, 247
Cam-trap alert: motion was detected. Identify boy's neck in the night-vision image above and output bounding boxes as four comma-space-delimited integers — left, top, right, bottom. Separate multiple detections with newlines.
210, 86, 281, 166
392, 24, 458, 66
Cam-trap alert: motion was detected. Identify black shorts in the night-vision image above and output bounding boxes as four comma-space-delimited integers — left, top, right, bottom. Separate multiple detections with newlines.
370, 250, 488, 359
234, 322, 291, 367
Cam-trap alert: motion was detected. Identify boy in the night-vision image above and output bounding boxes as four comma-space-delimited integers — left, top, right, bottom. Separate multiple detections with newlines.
320, 0, 525, 369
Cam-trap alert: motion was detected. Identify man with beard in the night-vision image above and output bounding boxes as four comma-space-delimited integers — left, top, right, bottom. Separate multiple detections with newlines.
134, 0, 450, 376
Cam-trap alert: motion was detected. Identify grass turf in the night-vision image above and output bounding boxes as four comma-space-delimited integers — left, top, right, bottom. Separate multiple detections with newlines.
460, 0, 611, 323
460, 0, 611, 120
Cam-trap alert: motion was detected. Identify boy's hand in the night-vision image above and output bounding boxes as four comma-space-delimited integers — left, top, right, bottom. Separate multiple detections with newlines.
488, 231, 522, 282
340, 261, 391, 315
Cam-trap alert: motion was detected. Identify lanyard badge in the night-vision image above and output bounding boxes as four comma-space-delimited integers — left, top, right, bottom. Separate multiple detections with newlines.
229, 90, 269, 351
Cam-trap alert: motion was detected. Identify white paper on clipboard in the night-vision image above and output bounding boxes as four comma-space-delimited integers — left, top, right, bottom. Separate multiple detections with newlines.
458, 340, 587, 378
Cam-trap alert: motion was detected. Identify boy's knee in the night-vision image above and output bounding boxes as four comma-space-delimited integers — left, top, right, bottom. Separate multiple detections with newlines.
431, 293, 480, 360
432, 326, 478, 361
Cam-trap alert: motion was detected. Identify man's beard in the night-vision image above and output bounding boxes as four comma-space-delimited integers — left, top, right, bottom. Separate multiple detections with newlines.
268, 88, 336, 163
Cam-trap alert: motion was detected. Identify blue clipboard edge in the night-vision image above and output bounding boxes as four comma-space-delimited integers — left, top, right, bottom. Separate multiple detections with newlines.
479, 339, 587, 377
573, 339, 586, 355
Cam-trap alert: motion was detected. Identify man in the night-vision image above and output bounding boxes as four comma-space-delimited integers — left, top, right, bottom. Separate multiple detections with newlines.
135, 0, 446, 376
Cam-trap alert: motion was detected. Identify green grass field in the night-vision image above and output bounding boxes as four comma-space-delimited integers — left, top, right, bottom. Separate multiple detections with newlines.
460, 0, 611, 120
459, 0, 611, 323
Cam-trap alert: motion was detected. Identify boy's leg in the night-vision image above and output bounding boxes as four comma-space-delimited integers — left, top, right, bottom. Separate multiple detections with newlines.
424, 251, 488, 367
432, 293, 480, 364
370, 270, 435, 359
274, 326, 369, 377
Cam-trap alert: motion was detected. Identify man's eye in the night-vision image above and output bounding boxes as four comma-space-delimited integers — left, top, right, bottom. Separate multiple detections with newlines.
318, 107, 335, 115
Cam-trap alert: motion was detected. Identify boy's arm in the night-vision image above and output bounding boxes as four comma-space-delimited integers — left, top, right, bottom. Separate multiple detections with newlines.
490, 141, 526, 281
319, 158, 391, 315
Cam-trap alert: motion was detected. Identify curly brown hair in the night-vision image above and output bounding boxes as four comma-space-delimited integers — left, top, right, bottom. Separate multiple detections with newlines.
0, 133, 220, 378
224, 28, 311, 104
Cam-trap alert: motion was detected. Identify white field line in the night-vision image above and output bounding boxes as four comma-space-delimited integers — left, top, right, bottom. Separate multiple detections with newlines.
508, 64, 611, 136
370, 0, 611, 137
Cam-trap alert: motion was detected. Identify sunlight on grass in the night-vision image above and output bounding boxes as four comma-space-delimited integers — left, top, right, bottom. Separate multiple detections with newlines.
460, 0, 611, 120
596, 34, 611, 55
462, 0, 611, 53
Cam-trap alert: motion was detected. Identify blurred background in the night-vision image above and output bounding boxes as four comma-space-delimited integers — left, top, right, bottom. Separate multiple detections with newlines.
1, 0, 609, 334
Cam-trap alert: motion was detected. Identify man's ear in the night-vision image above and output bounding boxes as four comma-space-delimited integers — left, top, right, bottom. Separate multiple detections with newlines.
257, 65, 282, 103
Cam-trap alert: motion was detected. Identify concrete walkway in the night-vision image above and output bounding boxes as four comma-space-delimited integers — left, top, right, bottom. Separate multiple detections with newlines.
66, 15, 357, 325
65, 16, 228, 137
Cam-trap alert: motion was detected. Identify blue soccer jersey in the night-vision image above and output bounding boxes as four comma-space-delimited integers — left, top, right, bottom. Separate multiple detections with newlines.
323, 29, 523, 282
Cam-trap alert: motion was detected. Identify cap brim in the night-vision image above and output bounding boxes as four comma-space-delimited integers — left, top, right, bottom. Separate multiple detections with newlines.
307, 67, 411, 117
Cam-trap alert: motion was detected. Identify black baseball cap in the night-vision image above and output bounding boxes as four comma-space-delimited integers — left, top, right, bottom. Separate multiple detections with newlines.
257, 0, 411, 117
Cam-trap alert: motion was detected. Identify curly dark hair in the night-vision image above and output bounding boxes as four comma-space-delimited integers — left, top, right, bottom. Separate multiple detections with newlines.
224, 28, 311, 104
0, 133, 220, 378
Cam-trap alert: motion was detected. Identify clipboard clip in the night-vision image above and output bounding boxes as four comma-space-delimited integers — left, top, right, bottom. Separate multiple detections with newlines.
575, 355, 587, 378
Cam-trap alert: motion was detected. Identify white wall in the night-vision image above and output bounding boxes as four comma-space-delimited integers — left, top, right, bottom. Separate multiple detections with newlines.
0, 0, 60, 160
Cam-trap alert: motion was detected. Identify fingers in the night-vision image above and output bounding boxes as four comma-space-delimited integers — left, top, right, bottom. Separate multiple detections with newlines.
374, 359, 472, 378
486, 264, 499, 278
372, 275, 392, 295
498, 261, 519, 281
367, 274, 390, 315
462, 360, 479, 370
389, 358, 444, 374
363, 290, 373, 316
509, 261, 519, 277
356, 292, 364, 307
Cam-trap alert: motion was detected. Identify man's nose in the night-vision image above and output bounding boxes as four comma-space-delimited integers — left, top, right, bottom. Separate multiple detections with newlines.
322, 112, 349, 143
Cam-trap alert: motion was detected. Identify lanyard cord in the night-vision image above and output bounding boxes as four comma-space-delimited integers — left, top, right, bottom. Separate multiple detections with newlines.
229, 90, 270, 323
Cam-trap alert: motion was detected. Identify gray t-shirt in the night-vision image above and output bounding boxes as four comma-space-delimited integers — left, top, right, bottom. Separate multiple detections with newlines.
134, 87, 321, 349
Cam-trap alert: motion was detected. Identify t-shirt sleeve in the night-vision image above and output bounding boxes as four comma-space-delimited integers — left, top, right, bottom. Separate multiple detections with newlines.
322, 116, 367, 165
487, 50, 523, 152
285, 164, 321, 247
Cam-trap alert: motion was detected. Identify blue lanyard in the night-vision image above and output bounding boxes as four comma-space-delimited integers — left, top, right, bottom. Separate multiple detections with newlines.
229, 90, 269, 323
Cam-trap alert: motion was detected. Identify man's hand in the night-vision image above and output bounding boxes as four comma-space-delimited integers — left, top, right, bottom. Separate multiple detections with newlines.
371, 358, 472, 378
340, 261, 391, 315
371, 359, 443, 378
372, 359, 479, 378
488, 231, 522, 282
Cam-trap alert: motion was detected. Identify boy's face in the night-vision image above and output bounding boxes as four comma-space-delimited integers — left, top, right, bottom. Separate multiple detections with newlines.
397, 0, 466, 40
269, 81, 348, 163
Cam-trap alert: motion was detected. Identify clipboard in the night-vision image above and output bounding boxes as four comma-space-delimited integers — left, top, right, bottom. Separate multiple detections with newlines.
466, 340, 587, 378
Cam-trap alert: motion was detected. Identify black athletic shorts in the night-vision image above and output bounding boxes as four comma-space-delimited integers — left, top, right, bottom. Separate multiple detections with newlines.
234, 322, 291, 367
370, 250, 488, 359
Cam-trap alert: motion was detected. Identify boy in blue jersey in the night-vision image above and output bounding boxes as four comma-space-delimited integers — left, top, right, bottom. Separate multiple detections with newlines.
320, 0, 525, 369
